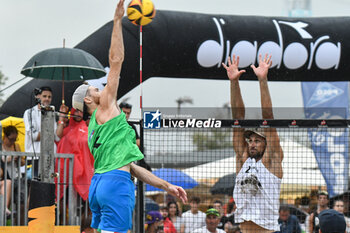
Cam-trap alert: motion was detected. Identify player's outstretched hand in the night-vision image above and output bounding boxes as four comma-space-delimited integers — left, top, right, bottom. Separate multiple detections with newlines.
114, 0, 125, 21
165, 184, 188, 204
251, 54, 272, 80
222, 55, 246, 81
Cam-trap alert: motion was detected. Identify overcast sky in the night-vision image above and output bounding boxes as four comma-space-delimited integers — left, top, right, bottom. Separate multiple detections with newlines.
1, 0, 350, 119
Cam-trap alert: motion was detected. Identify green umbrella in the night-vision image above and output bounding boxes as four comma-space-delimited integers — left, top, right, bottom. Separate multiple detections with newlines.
21, 47, 106, 104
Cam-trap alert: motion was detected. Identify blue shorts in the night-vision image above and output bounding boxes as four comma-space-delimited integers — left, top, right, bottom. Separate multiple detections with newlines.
89, 170, 135, 232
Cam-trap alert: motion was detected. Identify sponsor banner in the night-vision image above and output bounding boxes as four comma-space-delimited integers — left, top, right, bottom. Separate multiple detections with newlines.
143, 110, 222, 129
302, 82, 349, 197
143, 109, 350, 129
76, 10, 350, 101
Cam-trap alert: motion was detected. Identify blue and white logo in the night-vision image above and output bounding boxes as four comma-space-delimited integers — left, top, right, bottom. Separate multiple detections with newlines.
307, 82, 344, 107
143, 110, 161, 129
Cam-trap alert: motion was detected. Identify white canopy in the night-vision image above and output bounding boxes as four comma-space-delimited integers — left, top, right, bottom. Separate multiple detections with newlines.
183, 140, 326, 186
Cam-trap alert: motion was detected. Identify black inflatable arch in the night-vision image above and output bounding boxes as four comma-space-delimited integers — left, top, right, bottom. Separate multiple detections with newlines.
2, 10, 350, 118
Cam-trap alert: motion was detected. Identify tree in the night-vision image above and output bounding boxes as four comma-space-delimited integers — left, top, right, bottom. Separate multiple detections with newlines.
0, 69, 8, 106
176, 96, 193, 115
192, 128, 232, 151
192, 104, 233, 151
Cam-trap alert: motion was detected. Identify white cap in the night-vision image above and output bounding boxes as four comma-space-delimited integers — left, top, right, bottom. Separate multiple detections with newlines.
72, 84, 89, 112
244, 128, 266, 139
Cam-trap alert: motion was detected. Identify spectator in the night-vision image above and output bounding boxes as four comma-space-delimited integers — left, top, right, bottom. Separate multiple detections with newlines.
64, 107, 83, 133
0, 156, 11, 216
119, 102, 152, 171
167, 201, 182, 232
81, 213, 94, 233
213, 200, 228, 230
224, 222, 241, 233
298, 196, 310, 214
226, 201, 236, 225
318, 209, 346, 233
2, 126, 24, 178
119, 102, 139, 147
56, 108, 94, 201
309, 191, 329, 233
23, 86, 67, 177
192, 208, 225, 233
181, 196, 206, 233
333, 200, 350, 233
224, 222, 234, 233
277, 205, 301, 233
145, 211, 164, 233
159, 204, 176, 233
1, 125, 25, 217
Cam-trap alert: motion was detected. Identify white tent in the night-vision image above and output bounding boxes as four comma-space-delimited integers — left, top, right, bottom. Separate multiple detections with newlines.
183, 156, 235, 181
280, 140, 326, 186
183, 140, 326, 186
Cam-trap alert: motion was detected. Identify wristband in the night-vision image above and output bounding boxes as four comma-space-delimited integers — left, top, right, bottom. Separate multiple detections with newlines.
58, 120, 64, 125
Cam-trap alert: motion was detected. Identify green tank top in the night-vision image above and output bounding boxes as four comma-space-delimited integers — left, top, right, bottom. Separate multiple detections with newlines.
88, 109, 144, 173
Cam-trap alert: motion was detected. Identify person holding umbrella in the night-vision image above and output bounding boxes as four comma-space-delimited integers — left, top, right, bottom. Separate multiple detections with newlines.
71, 1, 187, 233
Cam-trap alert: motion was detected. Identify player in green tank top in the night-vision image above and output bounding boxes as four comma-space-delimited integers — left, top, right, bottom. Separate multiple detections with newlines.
87, 109, 144, 174
71, 1, 187, 232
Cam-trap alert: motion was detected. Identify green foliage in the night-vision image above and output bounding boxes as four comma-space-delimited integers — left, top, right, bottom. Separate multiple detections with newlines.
192, 128, 232, 151
0, 69, 8, 105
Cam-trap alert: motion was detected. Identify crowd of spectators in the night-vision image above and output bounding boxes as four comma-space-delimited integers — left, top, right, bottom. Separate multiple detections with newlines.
143, 196, 239, 233
142, 190, 350, 233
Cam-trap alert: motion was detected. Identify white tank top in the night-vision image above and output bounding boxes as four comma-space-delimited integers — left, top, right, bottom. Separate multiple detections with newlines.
233, 157, 281, 231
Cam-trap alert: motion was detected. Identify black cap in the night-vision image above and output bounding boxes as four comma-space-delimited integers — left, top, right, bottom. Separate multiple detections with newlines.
319, 209, 346, 233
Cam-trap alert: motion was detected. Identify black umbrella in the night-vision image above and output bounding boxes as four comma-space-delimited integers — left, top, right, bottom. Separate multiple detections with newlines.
21, 47, 106, 104
210, 173, 236, 195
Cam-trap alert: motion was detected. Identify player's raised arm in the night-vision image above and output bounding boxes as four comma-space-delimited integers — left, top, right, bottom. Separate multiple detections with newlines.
99, 0, 125, 111
251, 54, 273, 119
251, 54, 283, 178
222, 56, 246, 119
223, 56, 247, 172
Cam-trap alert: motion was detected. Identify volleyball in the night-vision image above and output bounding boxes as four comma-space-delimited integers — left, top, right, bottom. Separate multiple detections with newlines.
127, 0, 156, 26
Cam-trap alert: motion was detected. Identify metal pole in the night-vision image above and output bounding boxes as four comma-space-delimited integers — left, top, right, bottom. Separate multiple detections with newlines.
136, 119, 145, 233
0, 121, 2, 151
136, 23, 145, 233
40, 109, 55, 183
24, 157, 28, 225
56, 160, 61, 225
63, 159, 67, 225
0, 194, 3, 226
28, 107, 56, 233
68, 157, 77, 225
0, 121, 3, 225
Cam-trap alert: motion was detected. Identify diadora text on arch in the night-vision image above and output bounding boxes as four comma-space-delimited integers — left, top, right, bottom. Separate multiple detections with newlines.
197, 17, 341, 70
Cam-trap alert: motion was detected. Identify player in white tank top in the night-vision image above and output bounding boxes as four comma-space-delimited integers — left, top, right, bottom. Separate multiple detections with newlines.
234, 158, 281, 231
223, 54, 284, 233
